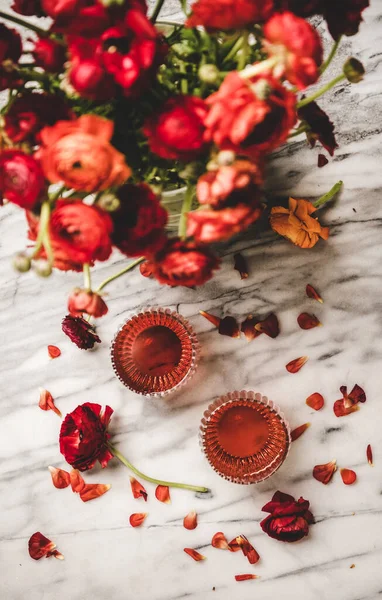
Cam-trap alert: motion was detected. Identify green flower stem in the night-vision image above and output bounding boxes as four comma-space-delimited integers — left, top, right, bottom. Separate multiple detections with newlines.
95, 257, 144, 293
108, 444, 210, 494
150, 0, 166, 23
16, 67, 51, 84
314, 180, 343, 209
297, 73, 346, 109
223, 36, 244, 65
288, 124, 308, 138
0, 10, 50, 37
237, 31, 249, 71
239, 56, 277, 79
83, 263, 92, 291
320, 36, 342, 75
178, 184, 194, 240
30, 201, 50, 259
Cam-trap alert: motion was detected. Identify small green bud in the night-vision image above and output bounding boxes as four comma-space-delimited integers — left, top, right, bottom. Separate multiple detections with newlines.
198, 64, 220, 84
343, 57, 365, 83
34, 260, 52, 278
97, 192, 121, 212
12, 252, 31, 273
216, 150, 236, 166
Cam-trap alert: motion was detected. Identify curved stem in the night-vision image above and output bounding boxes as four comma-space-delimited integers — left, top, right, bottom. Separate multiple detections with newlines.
31, 200, 52, 260
297, 73, 346, 109
150, 0, 166, 23
239, 56, 277, 79
83, 263, 92, 291
314, 180, 343, 209
109, 444, 210, 494
288, 124, 308, 139
0, 10, 50, 37
223, 36, 243, 65
95, 257, 144, 293
320, 36, 342, 75
178, 183, 194, 239
237, 31, 249, 71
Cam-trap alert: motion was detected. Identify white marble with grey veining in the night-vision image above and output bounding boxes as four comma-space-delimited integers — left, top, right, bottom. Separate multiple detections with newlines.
1, 1, 382, 599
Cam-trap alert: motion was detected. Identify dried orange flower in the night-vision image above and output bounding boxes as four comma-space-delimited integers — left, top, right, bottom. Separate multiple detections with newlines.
270, 198, 329, 249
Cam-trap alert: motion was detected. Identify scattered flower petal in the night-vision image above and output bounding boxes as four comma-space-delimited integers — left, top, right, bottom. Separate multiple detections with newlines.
340, 469, 357, 485
228, 538, 241, 552
184, 510, 198, 530
235, 535, 260, 565
155, 485, 171, 504
255, 313, 280, 338
367, 444, 373, 466
48, 345, 61, 359
318, 154, 329, 168
80, 483, 111, 502
235, 574, 260, 582
48, 466, 70, 489
234, 253, 249, 279
241, 315, 262, 341
184, 548, 206, 561
38, 388, 61, 417
342, 384, 366, 407
291, 423, 311, 442
286, 356, 308, 373
130, 477, 148, 501
313, 460, 337, 484
212, 532, 229, 550
297, 313, 321, 330
129, 512, 148, 527
306, 392, 324, 410
28, 532, 63, 560
350, 564, 355, 569
333, 400, 360, 417
70, 469, 86, 493
219, 316, 241, 338
306, 284, 323, 303
199, 310, 220, 328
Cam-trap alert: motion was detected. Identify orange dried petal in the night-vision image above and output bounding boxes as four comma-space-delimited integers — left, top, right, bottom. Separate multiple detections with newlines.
48, 466, 70, 489
129, 512, 148, 527
48, 345, 61, 359
367, 444, 373, 466
306, 392, 324, 410
28, 532, 59, 560
228, 538, 241, 552
183, 510, 198, 530
297, 313, 321, 330
129, 477, 148, 501
234, 253, 249, 279
291, 422, 310, 442
235, 535, 260, 565
38, 388, 61, 417
70, 469, 86, 493
212, 532, 229, 550
306, 284, 323, 303
241, 315, 262, 341
79, 483, 111, 502
255, 313, 280, 338
286, 356, 308, 373
219, 316, 241, 338
235, 574, 260, 582
184, 548, 206, 561
199, 310, 220, 328
333, 399, 359, 418
155, 485, 171, 504
340, 468, 357, 485
313, 459, 337, 484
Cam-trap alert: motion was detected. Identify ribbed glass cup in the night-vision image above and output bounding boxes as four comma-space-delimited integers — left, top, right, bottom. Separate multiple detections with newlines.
200, 390, 291, 484
111, 308, 199, 397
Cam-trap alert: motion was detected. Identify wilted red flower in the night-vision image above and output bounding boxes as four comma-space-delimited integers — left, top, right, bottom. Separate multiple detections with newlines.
111, 183, 167, 257
59, 402, 114, 471
186, 0, 274, 30
11, 0, 44, 16
0, 150, 46, 210
298, 101, 337, 156
68, 289, 108, 318
313, 459, 337, 484
144, 96, 208, 161
197, 160, 263, 208
149, 238, 220, 287
187, 201, 263, 243
260, 490, 314, 542
263, 12, 323, 89
62, 314, 101, 349
270, 197, 329, 248
204, 72, 296, 159
68, 37, 117, 101
0, 23, 22, 91
32, 37, 67, 72
28, 532, 64, 560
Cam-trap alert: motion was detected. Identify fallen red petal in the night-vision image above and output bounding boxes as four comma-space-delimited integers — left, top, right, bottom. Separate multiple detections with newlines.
313, 460, 337, 484
70, 469, 86, 493
234, 253, 249, 279
318, 154, 329, 168
306, 392, 324, 410
347, 384, 366, 406
155, 485, 171, 504
333, 399, 360, 417
219, 316, 241, 338
297, 313, 321, 330
212, 532, 230, 550
47, 549, 64, 560
38, 388, 61, 417
235, 535, 260, 565
228, 538, 241, 552
291, 423, 311, 442
340, 468, 357, 485
306, 284, 323, 303
184, 510, 198, 530
286, 356, 308, 373
48, 345, 61, 359
129, 512, 148, 527
235, 574, 260, 582
130, 477, 148, 501
184, 548, 206, 561
80, 483, 111, 502
28, 532, 62, 560
255, 313, 280, 338
367, 444, 373, 466
199, 310, 220, 328
48, 466, 70, 489
241, 315, 262, 341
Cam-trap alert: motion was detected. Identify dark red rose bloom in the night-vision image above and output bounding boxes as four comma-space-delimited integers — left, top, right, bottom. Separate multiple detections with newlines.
50, 200, 113, 265
59, 402, 113, 470
260, 491, 314, 542
298, 100, 337, 156
68, 37, 116, 101
148, 238, 220, 287
205, 72, 296, 159
32, 38, 67, 72
111, 183, 167, 257
68, 289, 108, 318
4, 92, 74, 145
11, 0, 45, 16
263, 12, 323, 89
186, 0, 274, 30
0, 150, 46, 210
0, 23, 23, 91
143, 96, 209, 161
187, 201, 263, 243
62, 315, 101, 350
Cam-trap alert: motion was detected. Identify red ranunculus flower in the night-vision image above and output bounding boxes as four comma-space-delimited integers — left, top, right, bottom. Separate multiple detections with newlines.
260, 491, 314, 542
0, 150, 46, 210
197, 159, 263, 208
11, 0, 45, 16
186, 0, 274, 30
68, 37, 117, 101
59, 402, 113, 470
187, 201, 263, 243
263, 12, 323, 89
111, 183, 167, 257
298, 100, 337, 156
0, 23, 23, 91
68, 289, 108, 317
143, 96, 209, 161
204, 72, 296, 159
148, 238, 220, 287
62, 314, 101, 350
50, 200, 113, 265
42, 0, 110, 36
32, 38, 67, 72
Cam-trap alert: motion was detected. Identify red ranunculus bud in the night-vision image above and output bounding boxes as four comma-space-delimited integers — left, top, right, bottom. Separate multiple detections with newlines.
11, 0, 45, 16
0, 23, 23, 91
32, 37, 67, 72
68, 289, 108, 318
62, 315, 101, 350
0, 150, 46, 210
143, 96, 209, 161
260, 491, 314, 542
186, 0, 274, 30
59, 402, 113, 469
68, 37, 117, 101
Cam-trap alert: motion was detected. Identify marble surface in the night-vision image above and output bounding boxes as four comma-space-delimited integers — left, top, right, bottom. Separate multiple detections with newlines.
1, 2, 382, 599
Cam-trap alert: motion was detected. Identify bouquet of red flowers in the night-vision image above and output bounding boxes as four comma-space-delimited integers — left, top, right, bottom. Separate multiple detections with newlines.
0, 0, 368, 348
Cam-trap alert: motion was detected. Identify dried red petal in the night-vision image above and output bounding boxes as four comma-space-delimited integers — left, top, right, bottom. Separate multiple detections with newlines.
255, 313, 280, 338
313, 460, 337, 484
291, 423, 311, 442
318, 154, 329, 168
241, 315, 262, 341
297, 313, 321, 330
228, 538, 241, 552
235, 535, 260, 565
333, 399, 360, 418
130, 477, 148, 501
70, 469, 85, 493
306, 284, 323, 303
219, 316, 241, 338
129, 512, 148, 527
212, 532, 229, 550
340, 468, 357, 485
48, 466, 70, 489
347, 384, 366, 406
199, 310, 220, 328
38, 388, 62, 417
155, 485, 171, 504
28, 532, 61, 560
184, 548, 206, 561
184, 510, 198, 530
306, 392, 324, 410
235, 574, 260, 582
286, 356, 308, 373
234, 253, 249, 279
48, 345, 61, 359
367, 444, 373, 466
47, 549, 64, 560
80, 483, 111, 502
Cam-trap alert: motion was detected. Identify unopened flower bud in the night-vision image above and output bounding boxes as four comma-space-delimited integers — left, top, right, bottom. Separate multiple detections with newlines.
13, 252, 31, 273
34, 259, 52, 277
198, 64, 220, 84
251, 79, 272, 100
97, 192, 121, 212
343, 57, 365, 83
216, 150, 236, 166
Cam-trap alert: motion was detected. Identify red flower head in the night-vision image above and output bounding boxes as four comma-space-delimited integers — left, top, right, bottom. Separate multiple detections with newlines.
68, 37, 117, 101
0, 150, 46, 210
50, 200, 113, 265
62, 314, 101, 349
68, 289, 108, 318
0, 23, 22, 91
297, 100, 337, 156
186, 0, 274, 30
111, 183, 167, 257
148, 238, 220, 287
197, 159, 263, 208
204, 72, 296, 159
11, 0, 45, 16
42, 0, 110, 37
143, 96, 209, 161
263, 12, 323, 89
59, 402, 114, 470
32, 37, 67, 73
187, 201, 263, 243
260, 491, 314, 542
